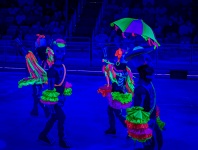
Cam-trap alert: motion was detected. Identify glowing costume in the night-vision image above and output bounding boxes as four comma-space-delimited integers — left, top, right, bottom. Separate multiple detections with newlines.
29, 34, 55, 117
38, 39, 72, 148
16, 36, 51, 117
18, 51, 47, 88
124, 46, 165, 150
98, 48, 134, 134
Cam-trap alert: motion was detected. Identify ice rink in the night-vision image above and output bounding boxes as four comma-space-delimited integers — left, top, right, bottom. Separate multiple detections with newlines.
0, 71, 198, 150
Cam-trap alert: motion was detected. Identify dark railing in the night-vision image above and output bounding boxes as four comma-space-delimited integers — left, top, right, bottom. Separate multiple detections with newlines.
67, 0, 87, 36
0, 40, 198, 74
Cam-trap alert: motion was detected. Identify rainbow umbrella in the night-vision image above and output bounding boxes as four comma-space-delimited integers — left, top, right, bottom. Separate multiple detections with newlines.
110, 18, 160, 48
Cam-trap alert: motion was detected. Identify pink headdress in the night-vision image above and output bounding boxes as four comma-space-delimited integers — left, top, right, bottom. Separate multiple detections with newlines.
35, 34, 46, 47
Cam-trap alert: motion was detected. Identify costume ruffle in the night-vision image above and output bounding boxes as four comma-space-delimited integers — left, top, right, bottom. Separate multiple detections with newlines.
97, 85, 112, 97
63, 88, 72, 96
156, 106, 166, 130
111, 92, 132, 104
18, 51, 47, 88
18, 77, 47, 88
128, 128, 152, 142
125, 120, 148, 129
126, 106, 152, 142
40, 88, 60, 105
107, 92, 132, 109
126, 107, 150, 124
63, 81, 72, 96
156, 117, 165, 131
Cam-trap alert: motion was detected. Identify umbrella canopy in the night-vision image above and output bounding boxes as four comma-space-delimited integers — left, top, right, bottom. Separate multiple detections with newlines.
110, 18, 160, 48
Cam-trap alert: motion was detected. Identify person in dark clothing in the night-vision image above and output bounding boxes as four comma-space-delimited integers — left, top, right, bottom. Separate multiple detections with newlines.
106, 64, 128, 134
39, 38, 71, 148
30, 34, 50, 117
15, 37, 50, 118
125, 46, 165, 150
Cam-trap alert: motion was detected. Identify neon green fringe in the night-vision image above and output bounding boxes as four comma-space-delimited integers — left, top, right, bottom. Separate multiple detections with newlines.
156, 117, 165, 130
63, 88, 72, 96
18, 78, 43, 88
126, 107, 150, 124
111, 92, 132, 104
41, 89, 60, 102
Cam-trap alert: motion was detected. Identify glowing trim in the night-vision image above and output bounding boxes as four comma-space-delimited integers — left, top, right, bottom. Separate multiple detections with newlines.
57, 43, 66, 48
54, 64, 66, 87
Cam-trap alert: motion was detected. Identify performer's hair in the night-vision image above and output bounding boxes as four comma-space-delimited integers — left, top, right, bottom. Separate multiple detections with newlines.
36, 46, 47, 61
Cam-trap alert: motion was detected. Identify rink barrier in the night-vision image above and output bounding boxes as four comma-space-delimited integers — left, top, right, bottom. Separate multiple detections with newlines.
0, 40, 198, 77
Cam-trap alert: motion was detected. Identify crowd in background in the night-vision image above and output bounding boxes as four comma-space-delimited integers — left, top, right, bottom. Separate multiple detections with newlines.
0, 0, 78, 40
0, 0, 197, 44
95, 0, 197, 44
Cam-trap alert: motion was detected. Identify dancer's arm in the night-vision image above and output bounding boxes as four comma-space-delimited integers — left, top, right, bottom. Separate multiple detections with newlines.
15, 38, 29, 56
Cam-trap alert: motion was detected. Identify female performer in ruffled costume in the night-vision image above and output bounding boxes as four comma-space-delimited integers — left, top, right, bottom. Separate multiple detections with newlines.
16, 37, 72, 148
16, 35, 51, 117
39, 38, 72, 148
98, 47, 135, 135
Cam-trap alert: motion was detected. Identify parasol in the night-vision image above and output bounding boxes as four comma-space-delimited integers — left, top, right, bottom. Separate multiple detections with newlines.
110, 18, 160, 48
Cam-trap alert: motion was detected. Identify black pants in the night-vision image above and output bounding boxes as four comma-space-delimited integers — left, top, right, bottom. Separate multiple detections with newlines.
32, 84, 49, 116
143, 119, 163, 150
107, 105, 126, 130
40, 104, 66, 140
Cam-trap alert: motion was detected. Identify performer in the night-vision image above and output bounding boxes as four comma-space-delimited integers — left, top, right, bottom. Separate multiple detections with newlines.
30, 34, 56, 117
97, 47, 113, 97
98, 47, 135, 135
39, 39, 72, 148
16, 37, 50, 117
124, 46, 165, 150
